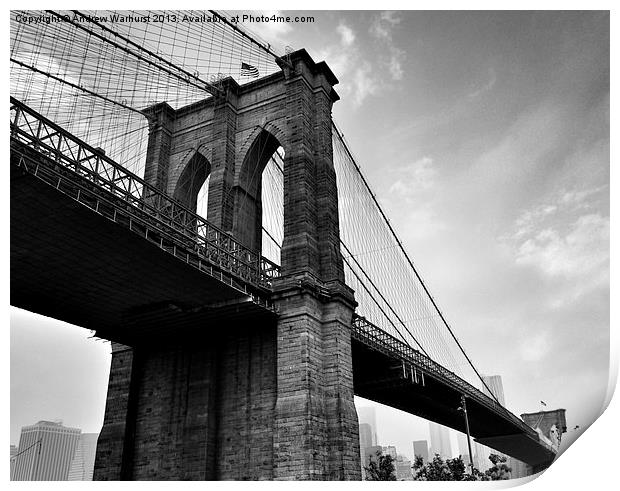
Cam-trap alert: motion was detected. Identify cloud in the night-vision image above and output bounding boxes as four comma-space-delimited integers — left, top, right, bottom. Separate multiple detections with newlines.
500, 180, 608, 310
315, 12, 407, 105
468, 67, 497, 98
337, 23, 355, 47
388, 47, 406, 81
385, 157, 446, 239
388, 157, 436, 198
371, 11, 401, 40
520, 331, 551, 362
370, 11, 406, 82
515, 213, 609, 278
315, 22, 382, 106
351, 61, 379, 105
512, 185, 607, 240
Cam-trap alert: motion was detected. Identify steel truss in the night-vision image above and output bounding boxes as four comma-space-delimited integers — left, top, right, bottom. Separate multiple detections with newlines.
10, 97, 280, 307
351, 314, 551, 447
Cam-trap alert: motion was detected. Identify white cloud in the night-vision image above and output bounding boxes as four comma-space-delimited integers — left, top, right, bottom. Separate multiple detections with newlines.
511, 185, 607, 241
315, 12, 406, 105
515, 213, 609, 278
400, 206, 447, 240
560, 185, 607, 207
370, 11, 406, 82
337, 23, 355, 47
388, 47, 405, 81
386, 157, 445, 239
351, 61, 379, 106
371, 11, 401, 40
520, 331, 552, 362
316, 23, 381, 106
388, 157, 436, 198
468, 67, 497, 98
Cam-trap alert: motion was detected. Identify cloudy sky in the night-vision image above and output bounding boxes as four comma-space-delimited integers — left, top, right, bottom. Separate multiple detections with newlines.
10, 9, 610, 466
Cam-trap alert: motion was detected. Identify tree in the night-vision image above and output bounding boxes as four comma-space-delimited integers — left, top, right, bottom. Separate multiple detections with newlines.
413, 454, 471, 481
412, 453, 511, 481
484, 454, 512, 480
364, 451, 396, 481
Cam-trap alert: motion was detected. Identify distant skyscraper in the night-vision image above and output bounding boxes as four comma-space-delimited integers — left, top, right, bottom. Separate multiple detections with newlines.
358, 423, 374, 479
362, 445, 383, 480
357, 406, 378, 445
68, 433, 98, 481
481, 375, 506, 406
11, 421, 81, 481
456, 432, 473, 463
507, 456, 531, 478
456, 432, 486, 470
395, 454, 413, 480
428, 422, 452, 459
382, 445, 397, 459
413, 440, 429, 464
478, 375, 507, 471
359, 423, 373, 449
10, 445, 17, 480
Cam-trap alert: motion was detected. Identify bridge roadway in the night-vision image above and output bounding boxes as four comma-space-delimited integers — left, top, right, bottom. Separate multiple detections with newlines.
10, 98, 557, 471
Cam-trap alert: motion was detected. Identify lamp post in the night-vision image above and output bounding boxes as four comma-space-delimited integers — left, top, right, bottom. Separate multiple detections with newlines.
458, 395, 474, 474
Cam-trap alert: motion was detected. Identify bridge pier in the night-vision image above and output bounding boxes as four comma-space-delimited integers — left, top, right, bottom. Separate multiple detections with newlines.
272, 277, 359, 480
95, 323, 278, 480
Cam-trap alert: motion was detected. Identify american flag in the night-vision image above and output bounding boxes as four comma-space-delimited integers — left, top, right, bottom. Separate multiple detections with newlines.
240, 62, 259, 78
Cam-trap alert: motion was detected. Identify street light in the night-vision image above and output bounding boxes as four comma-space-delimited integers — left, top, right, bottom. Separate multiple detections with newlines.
458, 394, 474, 474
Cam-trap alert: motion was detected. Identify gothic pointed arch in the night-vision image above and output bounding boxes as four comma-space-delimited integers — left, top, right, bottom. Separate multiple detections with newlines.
171, 145, 211, 213
232, 128, 284, 253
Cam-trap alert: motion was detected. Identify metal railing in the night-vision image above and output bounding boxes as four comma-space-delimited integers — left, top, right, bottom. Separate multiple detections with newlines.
10, 97, 280, 298
351, 314, 549, 446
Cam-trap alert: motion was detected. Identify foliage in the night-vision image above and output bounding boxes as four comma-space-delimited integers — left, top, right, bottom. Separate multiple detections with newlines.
412, 453, 512, 481
484, 453, 512, 480
364, 451, 396, 481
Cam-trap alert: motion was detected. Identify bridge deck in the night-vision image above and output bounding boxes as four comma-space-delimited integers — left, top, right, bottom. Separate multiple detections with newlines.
351, 316, 556, 468
11, 141, 276, 345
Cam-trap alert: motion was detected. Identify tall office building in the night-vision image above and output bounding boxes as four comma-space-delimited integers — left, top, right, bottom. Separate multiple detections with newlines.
481, 375, 506, 406
507, 456, 530, 478
358, 423, 374, 479
359, 423, 373, 450
382, 445, 397, 459
68, 433, 98, 481
456, 432, 486, 470
10, 445, 18, 480
357, 406, 378, 445
429, 422, 452, 459
11, 421, 81, 481
395, 454, 413, 480
478, 375, 507, 471
413, 440, 429, 464
361, 445, 383, 480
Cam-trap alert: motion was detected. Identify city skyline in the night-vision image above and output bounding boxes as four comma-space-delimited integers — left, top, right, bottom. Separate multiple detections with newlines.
9, 7, 610, 478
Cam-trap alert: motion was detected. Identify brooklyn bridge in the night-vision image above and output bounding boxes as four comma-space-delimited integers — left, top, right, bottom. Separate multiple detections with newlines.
10, 10, 565, 480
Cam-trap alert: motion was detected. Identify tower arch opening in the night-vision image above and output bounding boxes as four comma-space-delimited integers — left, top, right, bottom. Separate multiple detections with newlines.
172, 149, 211, 218
233, 128, 284, 263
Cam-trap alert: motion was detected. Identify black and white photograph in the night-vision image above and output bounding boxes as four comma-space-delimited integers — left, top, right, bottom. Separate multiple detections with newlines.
8, 5, 612, 484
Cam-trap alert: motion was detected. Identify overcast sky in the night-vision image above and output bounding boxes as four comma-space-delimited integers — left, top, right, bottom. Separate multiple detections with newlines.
10, 9, 610, 465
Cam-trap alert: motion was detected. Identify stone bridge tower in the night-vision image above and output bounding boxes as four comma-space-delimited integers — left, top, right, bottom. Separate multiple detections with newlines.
94, 49, 361, 480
